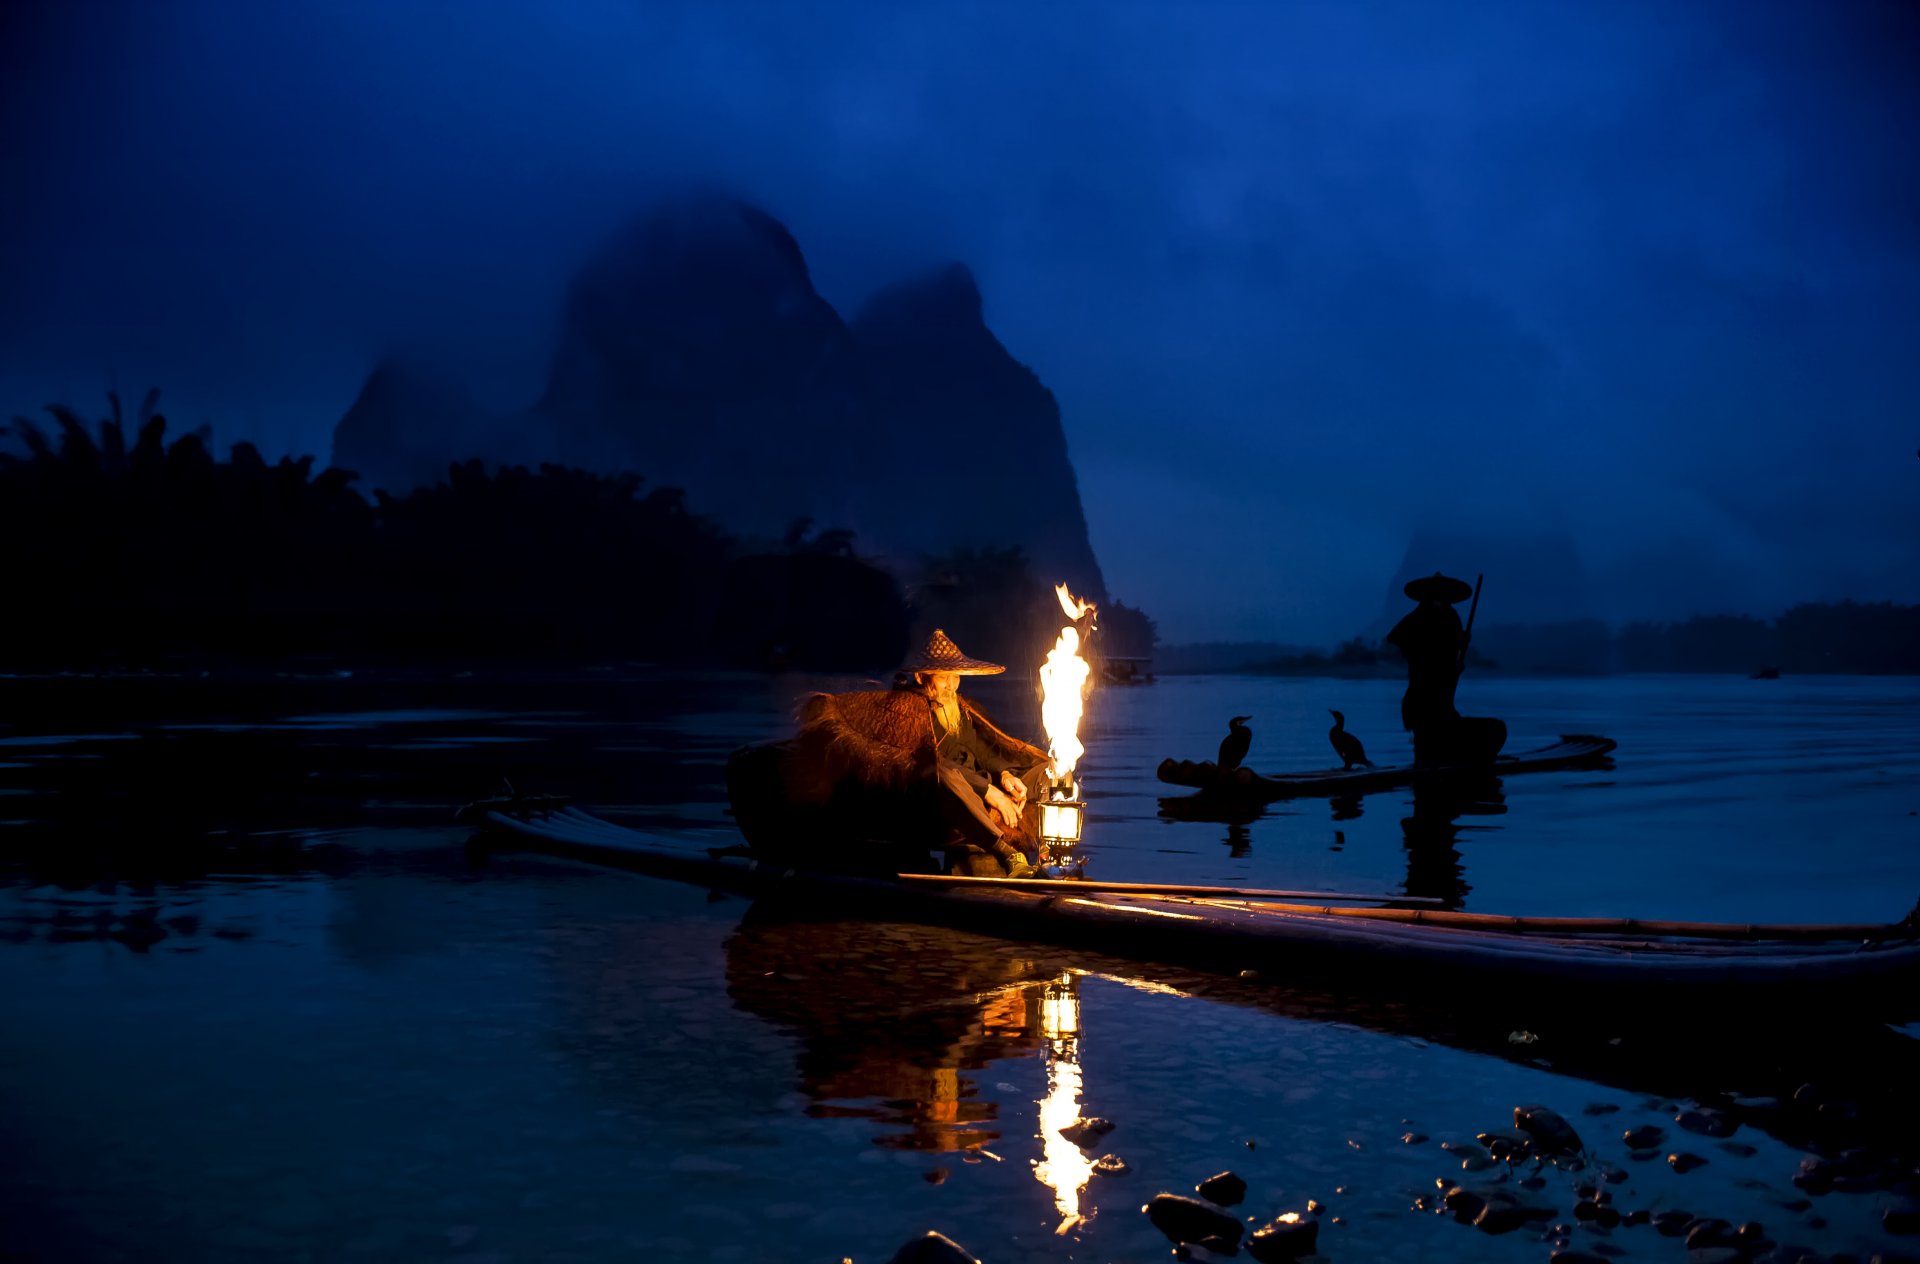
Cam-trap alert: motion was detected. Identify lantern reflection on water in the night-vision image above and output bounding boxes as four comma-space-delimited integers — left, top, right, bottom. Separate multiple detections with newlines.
1032, 972, 1094, 1227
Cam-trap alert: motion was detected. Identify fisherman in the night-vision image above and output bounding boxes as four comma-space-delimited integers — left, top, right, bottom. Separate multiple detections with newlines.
898, 629, 1051, 879
1385, 573, 1506, 766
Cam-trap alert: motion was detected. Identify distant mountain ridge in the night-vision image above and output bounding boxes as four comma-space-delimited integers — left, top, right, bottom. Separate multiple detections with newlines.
332, 195, 1106, 602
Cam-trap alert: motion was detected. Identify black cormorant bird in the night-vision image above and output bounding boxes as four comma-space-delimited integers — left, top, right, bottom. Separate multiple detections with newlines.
1328, 710, 1372, 769
1218, 716, 1252, 770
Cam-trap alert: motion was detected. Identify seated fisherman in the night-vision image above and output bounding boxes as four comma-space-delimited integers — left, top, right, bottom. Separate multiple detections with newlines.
724, 629, 1049, 879
1385, 572, 1506, 766
897, 630, 1050, 879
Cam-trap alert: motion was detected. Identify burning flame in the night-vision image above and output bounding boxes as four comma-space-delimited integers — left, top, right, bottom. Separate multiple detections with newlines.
1040, 584, 1095, 782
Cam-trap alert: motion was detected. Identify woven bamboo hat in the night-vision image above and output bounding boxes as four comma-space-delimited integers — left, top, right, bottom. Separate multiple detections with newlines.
1403, 572, 1473, 604
902, 628, 1006, 676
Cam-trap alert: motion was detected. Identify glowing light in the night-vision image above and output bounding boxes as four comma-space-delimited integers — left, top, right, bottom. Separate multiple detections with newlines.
1033, 975, 1093, 1220
1039, 584, 1095, 783
1038, 797, 1084, 845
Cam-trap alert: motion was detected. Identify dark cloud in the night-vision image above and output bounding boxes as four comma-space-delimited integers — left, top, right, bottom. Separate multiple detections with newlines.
3, 0, 1915, 640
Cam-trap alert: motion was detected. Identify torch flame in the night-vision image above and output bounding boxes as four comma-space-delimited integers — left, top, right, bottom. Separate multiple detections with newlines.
1040, 585, 1096, 781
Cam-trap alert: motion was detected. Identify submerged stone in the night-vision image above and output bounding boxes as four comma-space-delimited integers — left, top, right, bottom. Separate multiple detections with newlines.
1144, 1193, 1242, 1247
1668, 1151, 1708, 1174
1245, 1214, 1318, 1262
1472, 1190, 1557, 1235
1516, 1104, 1584, 1155
1196, 1171, 1247, 1206
1058, 1116, 1115, 1147
886, 1231, 979, 1264
1674, 1107, 1737, 1137
1622, 1125, 1666, 1150
1091, 1154, 1130, 1178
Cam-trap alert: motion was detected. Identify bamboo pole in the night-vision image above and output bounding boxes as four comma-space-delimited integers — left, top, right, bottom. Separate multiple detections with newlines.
898, 875, 1916, 941
897, 873, 1445, 906
1202, 902, 1917, 942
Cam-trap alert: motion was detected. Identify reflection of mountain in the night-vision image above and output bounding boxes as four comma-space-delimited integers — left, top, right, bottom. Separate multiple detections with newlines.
332, 195, 1107, 601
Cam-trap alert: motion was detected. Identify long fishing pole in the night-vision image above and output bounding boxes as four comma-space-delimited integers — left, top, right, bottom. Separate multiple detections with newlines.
1458, 572, 1485, 674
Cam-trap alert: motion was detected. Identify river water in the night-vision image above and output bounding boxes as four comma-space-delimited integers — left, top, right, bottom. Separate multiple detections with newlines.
1, 670, 1917, 1262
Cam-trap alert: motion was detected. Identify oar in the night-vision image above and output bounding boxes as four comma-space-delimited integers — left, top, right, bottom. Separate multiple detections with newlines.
897, 873, 1444, 905
1458, 572, 1485, 674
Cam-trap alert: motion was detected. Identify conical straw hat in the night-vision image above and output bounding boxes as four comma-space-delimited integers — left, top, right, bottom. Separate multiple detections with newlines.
1403, 572, 1473, 604
901, 629, 1006, 675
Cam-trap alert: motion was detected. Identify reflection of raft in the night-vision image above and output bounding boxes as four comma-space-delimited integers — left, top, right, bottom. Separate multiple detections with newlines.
458, 799, 1920, 1005
1157, 734, 1618, 803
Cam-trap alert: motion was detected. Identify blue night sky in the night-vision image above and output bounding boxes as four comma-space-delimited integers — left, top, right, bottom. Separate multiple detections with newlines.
3, 0, 1916, 643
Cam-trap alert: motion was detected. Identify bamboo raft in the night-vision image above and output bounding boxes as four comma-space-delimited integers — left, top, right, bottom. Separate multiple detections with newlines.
458, 798, 1920, 1008
1158, 734, 1618, 802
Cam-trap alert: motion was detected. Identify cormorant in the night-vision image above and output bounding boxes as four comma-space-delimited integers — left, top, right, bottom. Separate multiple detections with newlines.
1218, 716, 1252, 771
1328, 710, 1372, 769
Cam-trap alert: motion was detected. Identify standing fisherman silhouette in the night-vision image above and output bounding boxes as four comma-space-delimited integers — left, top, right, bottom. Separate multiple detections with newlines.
1217, 716, 1252, 771
1385, 573, 1507, 766
1327, 710, 1371, 769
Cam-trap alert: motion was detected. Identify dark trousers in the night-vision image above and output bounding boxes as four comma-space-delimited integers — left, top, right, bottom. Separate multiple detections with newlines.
936, 762, 1048, 875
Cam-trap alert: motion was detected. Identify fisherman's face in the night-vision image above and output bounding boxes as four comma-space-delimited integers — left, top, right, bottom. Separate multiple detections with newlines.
919, 671, 961, 704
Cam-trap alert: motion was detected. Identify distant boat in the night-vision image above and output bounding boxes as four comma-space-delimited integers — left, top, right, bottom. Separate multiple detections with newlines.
1750, 666, 1781, 680
1101, 656, 1155, 685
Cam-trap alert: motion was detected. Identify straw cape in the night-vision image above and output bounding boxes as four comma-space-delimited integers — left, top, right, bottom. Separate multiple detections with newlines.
781, 688, 1044, 801
1403, 573, 1474, 604
899, 628, 1006, 676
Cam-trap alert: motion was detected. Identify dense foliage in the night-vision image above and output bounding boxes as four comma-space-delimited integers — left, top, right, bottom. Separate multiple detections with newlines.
0, 394, 914, 669
2, 393, 1159, 674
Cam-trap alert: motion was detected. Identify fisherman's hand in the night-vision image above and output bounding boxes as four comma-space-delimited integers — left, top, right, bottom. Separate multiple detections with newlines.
999, 770, 1027, 808
984, 785, 1020, 828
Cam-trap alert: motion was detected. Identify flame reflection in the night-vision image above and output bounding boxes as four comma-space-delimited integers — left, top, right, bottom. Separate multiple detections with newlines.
1033, 973, 1094, 1221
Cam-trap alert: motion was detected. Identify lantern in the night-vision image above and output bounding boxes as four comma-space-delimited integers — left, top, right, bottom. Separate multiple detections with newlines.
1039, 784, 1085, 848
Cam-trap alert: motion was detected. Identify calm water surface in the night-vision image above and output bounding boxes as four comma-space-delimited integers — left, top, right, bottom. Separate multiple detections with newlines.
1, 670, 1917, 1262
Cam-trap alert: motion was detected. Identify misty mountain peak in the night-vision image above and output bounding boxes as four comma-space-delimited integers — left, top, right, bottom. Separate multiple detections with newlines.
852, 262, 985, 340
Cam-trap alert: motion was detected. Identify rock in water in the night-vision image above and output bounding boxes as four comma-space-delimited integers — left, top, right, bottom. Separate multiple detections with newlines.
1143, 1193, 1243, 1247
1673, 1107, 1737, 1137
1058, 1117, 1115, 1148
1245, 1214, 1318, 1262
1471, 1191, 1558, 1235
1196, 1171, 1247, 1206
886, 1231, 979, 1264
1515, 1104, 1584, 1155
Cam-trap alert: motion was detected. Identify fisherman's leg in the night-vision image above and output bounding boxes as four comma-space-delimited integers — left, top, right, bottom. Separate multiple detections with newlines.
935, 765, 1029, 876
